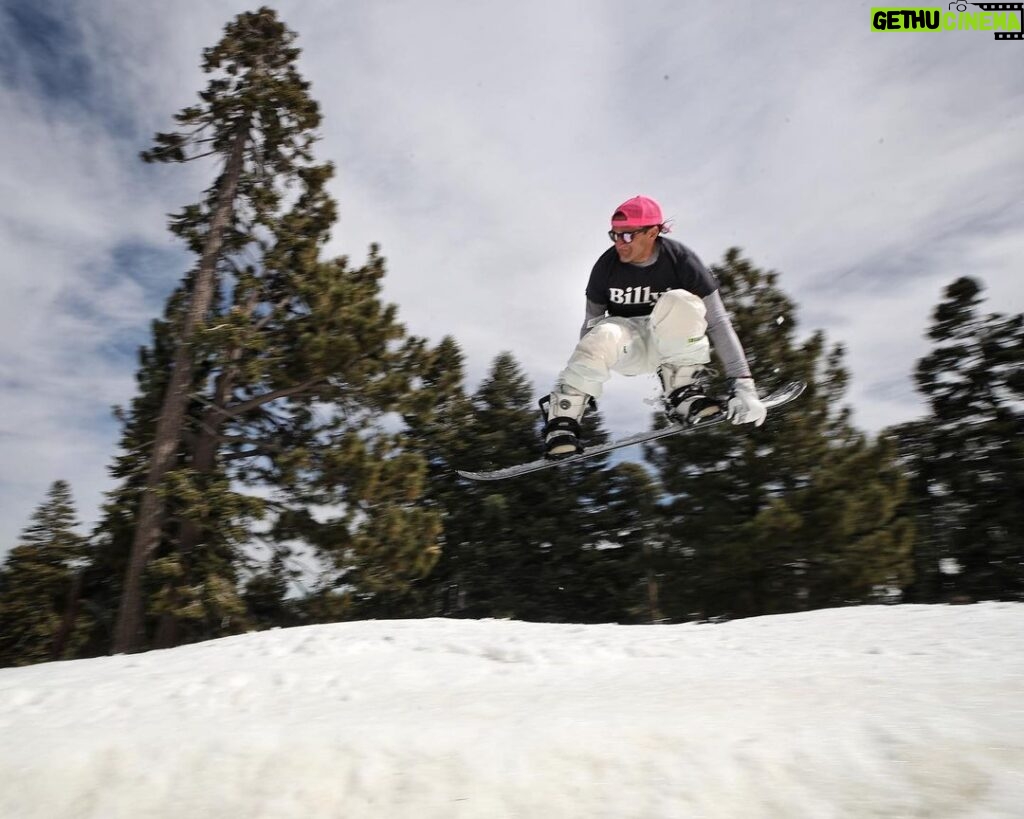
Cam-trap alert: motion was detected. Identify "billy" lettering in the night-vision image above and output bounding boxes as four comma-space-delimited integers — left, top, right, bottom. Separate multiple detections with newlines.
608, 286, 666, 305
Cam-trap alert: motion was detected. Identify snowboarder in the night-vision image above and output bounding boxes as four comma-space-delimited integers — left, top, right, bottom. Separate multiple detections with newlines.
541, 195, 767, 458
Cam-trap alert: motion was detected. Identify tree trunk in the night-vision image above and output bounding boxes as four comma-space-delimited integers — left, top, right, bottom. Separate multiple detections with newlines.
153, 607, 181, 649
153, 292, 256, 648
112, 120, 249, 654
642, 542, 663, 624
51, 569, 84, 661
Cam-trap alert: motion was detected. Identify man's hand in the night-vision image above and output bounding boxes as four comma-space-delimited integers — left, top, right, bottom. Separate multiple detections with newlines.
727, 378, 767, 427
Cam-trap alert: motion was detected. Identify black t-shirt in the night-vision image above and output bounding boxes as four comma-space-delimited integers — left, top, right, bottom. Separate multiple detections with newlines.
585, 237, 719, 318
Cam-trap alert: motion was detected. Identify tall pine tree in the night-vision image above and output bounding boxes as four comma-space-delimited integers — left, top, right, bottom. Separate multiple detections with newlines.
105, 8, 439, 652
114, 8, 325, 651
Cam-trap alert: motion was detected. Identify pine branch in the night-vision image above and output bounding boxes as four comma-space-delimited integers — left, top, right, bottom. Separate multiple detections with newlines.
253, 294, 294, 332
184, 149, 222, 162
225, 378, 324, 417
222, 446, 280, 462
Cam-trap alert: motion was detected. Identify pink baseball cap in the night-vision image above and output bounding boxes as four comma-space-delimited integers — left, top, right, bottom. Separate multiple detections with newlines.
611, 195, 664, 229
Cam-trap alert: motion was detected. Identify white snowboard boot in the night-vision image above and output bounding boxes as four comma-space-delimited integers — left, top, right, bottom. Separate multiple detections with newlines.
659, 364, 721, 425
539, 388, 591, 459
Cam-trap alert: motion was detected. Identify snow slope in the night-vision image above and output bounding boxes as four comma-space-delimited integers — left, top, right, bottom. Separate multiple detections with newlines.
2, 603, 1022, 819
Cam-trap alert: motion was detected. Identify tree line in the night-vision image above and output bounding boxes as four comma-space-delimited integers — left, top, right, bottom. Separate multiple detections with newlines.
1, 8, 1021, 666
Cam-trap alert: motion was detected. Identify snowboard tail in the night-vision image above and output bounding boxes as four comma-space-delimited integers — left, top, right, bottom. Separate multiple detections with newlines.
456, 380, 806, 482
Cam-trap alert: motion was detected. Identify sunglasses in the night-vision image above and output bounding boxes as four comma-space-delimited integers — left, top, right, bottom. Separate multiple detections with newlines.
608, 226, 654, 244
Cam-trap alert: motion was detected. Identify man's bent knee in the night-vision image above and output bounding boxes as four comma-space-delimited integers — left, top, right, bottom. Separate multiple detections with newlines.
651, 289, 707, 339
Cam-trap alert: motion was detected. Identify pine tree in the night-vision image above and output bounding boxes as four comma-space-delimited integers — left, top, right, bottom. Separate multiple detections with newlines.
0, 482, 90, 666
893, 277, 1024, 601
408, 351, 538, 618
599, 462, 670, 623
350, 334, 477, 618
76, 302, 195, 655
408, 351, 634, 622
649, 249, 913, 620
107, 7, 439, 651
114, 7, 326, 652
243, 550, 296, 629
229, 246, 442, 625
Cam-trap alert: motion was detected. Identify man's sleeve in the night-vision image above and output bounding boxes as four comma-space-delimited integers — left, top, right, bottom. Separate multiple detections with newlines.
703, 290, 752, 379
580, 299, 607, 339
585, 252, 611, 304
678, 246, 720, 299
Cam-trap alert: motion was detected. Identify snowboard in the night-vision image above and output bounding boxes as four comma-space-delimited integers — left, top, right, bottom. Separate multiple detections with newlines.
456, 380, 806, 482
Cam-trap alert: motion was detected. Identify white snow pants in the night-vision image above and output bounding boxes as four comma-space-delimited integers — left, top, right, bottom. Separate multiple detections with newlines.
557, 289, 711, 398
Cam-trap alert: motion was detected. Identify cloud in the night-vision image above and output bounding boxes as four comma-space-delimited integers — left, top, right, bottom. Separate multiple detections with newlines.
0, 6, 204, 550
1, 0, 1022, 555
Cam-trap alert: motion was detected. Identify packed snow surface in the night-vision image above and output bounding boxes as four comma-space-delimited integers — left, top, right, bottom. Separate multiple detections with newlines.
2, 603, 1023, 818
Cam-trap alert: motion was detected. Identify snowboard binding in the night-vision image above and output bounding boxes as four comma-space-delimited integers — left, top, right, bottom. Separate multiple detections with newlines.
538, 392, 594, 460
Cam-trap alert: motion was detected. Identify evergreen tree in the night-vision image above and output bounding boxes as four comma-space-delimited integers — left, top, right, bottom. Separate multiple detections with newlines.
77, 301, 198, 655
649, 249, 913, 620
408, 351, 635, 622
0, 482, 90, 666
886, 418, 947, 602
114, 7, 324, 652
599, 462, 670, 623
346, 334, 477, 618
105, 7, 439, 652
892, 277, 1024, 601
243, 550, 297, 629
408, 351, 537, 618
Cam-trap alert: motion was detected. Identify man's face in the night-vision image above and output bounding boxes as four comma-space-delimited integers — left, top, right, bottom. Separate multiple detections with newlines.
610, 225, 658, 264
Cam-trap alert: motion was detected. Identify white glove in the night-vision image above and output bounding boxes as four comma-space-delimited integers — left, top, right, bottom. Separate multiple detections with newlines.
727, 378, 767, 427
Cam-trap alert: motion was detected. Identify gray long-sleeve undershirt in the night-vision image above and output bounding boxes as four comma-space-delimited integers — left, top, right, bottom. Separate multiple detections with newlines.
580, 290, 752, 380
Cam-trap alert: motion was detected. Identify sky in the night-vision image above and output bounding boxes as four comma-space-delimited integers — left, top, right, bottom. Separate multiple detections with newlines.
2, 603, 1023, 817
1, 0, 1022, 551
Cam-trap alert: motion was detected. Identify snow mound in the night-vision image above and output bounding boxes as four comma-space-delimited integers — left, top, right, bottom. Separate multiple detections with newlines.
2, 604, 1023, 818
